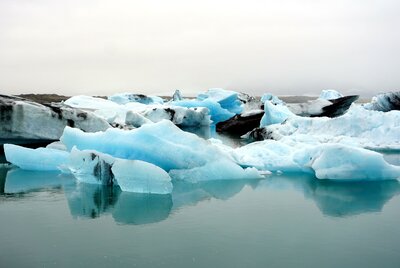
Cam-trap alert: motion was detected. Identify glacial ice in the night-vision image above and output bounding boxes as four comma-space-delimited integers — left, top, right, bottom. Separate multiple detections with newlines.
363, 91, 400, 112
172, 89, 183, 101
69, 148, 173, 194
260, 100, 295, 127
197, 88, 243, 114
172, 99, 235, 123
319, 89, 343, 100
169, 158, 262, 183
257, 105, 400, 150
108, 92, 164, 105
0, 95, 110, 140
61, 120, 259, 180
113, 159, 172, 194
64, 95, 211, 127
292, 144, 400, 180
233, 141, 400, 180
4, 144, 69, 171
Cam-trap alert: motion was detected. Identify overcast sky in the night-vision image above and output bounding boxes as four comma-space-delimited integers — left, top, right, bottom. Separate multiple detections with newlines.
0, 0, 399, 97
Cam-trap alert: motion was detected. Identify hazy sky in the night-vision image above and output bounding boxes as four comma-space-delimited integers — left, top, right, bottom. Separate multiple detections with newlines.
0, 0, 399, 97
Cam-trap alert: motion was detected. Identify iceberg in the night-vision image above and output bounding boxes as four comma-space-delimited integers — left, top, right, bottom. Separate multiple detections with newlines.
64, 95, 211, 127
172, 99, 234, 123
363, 91, 400, 112
169, 158, 262, 183
260, 100, 295, 127
233, 140, 400, 180
197, 88, 243, 114
61, 120, 259, 180
172, 89, 183, 101
108, 93, 164, 105
319, 89, 344, 100
68, 148, 173, 194
253, 105, 400, 150
4, 144, 69, 171
0, 95, 110, 140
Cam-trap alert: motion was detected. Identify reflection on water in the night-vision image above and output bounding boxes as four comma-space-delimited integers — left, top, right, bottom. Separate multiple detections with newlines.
262, 174, 400, 217
1, 167, 400, 224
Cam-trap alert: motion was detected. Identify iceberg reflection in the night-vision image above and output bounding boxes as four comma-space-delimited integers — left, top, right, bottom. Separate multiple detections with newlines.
262, 174, 400, 217
64, 178, 259, 225
2, 168, 71, 194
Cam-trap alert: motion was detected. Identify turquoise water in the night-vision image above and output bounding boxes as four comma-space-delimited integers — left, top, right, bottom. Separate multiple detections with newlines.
0, 165, 400, 267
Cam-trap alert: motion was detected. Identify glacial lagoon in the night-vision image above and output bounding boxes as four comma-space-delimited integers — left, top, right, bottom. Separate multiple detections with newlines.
1, 158, 400, 268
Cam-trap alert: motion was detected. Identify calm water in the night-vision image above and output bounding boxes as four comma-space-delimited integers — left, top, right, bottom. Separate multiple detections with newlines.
0, 164, 400, 268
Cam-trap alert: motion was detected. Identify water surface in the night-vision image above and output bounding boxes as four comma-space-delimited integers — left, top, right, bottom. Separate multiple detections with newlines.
0, 165, 399, 268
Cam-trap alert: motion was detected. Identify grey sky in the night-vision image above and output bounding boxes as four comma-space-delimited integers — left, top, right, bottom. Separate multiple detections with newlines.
0, 0, 399, 97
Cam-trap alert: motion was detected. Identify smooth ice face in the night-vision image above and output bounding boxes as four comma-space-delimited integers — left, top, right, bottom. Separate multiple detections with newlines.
261, 94, 285, 105
108, 93, 164, 105
169, 158, 262, 183
197, 88, 243, 114
171, 99, 235, 123
68, 148, 173, 194
65, 95, 120, 110
293, 144, 400, 180
112, 159, 172, 194
4, 144, 69, 171
260, 101, 295, 127
319, 89, 343, 100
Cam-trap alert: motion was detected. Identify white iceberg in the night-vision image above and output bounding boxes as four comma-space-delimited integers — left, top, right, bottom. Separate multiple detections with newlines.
260, 105, 400, 150
319, 89, 344, 100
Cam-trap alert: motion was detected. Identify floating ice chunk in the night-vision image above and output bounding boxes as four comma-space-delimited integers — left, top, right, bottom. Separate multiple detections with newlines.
68, 148, 173, 194
113, 159, 172, 194
260, 100, 295, 127
319, 89, 344, 100
108, 93, 164, 105
61, 120, 255, 181
172, 89, 183, 101
46, 141, 67, 151
293, 144, 400, 180
136, 106, 211, 127
4, 144, 69, 171
261, 94, 285, 105
65, 95, 120, 110
172, 99, 234, 123
125, 111, 153, 127
363, 91, 400, 112
197, 88, 243, 114
257, 105, 400, 150
61, 120, 220, 170
68, 147, 116, 185
169, 158, 262, 183
0, 95, 110, 140
233, 140, 308, 173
